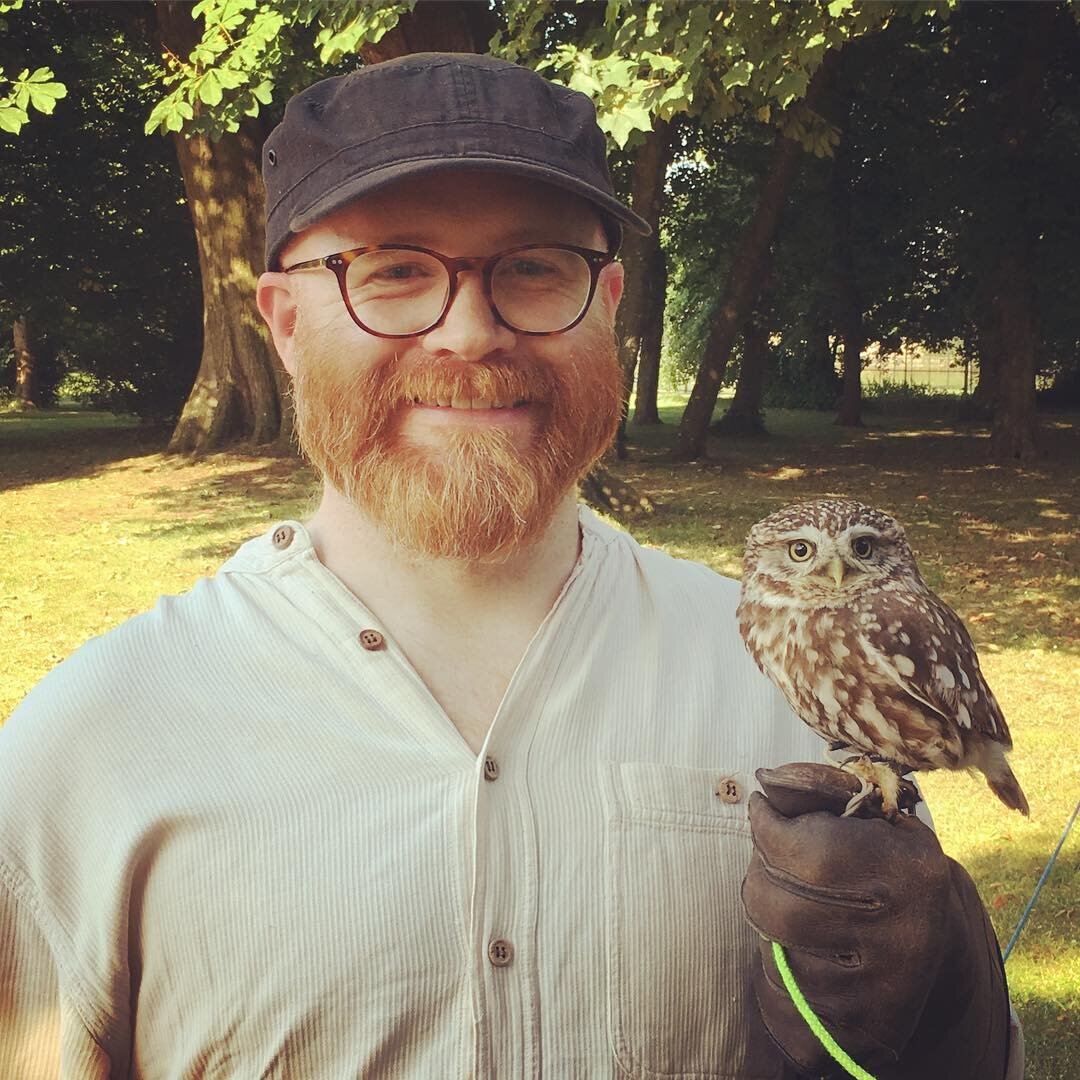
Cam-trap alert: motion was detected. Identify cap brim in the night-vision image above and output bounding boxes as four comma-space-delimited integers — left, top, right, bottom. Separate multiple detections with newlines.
286, 156, 652, 247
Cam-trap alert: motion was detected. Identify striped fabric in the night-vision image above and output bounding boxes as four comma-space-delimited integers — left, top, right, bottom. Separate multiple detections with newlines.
0, 507, 1022, 1078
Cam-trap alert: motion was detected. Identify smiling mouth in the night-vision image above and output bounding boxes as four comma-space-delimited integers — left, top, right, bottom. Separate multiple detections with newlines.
410, 396, 530, 410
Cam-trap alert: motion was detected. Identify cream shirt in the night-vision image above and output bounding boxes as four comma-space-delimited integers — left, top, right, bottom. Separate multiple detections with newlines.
0, 508, 1022, 1078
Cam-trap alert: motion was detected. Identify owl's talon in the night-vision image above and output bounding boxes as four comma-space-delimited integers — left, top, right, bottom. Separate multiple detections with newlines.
841, 774, 874, 817
840, 756, 904, 818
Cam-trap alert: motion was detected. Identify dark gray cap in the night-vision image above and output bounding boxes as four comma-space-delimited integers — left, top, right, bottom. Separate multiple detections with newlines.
262, 52, 651, 270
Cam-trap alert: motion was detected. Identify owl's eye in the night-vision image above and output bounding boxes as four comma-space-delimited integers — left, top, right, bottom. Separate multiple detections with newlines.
852, 536, 874, 559
788, 540, 815, 562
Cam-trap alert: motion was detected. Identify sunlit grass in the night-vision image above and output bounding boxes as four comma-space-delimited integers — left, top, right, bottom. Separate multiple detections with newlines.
1, 402, 1077, 1077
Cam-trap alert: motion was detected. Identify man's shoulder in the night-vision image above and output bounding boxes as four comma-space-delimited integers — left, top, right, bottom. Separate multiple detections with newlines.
2, 576, 220, 751
0, 524, 292, 771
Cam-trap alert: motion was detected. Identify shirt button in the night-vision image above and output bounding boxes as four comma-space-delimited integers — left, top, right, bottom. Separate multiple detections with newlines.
358, 629, 385, 651
483, 756, 499, 781
716, 777, 742, 804
487, 938, 513, 967
271, 524, 295, 550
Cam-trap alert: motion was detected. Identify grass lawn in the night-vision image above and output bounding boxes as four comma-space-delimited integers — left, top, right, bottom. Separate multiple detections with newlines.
2, 400, 1078, 1076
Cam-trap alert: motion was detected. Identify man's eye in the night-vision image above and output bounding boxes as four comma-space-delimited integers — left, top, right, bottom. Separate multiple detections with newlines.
508, 259, 556, 278
372, 263, 429, 281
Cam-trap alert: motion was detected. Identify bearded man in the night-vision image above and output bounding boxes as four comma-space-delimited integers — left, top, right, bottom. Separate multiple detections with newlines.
0, 54, 1022, 1079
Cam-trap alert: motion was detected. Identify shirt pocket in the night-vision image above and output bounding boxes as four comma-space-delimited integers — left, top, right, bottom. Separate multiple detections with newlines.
601, 761, 781, 1080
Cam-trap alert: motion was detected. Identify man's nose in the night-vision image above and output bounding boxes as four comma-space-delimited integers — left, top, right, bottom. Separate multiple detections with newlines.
419, 270, 516, 361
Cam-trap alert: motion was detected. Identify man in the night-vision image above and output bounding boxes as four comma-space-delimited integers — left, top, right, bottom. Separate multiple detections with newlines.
0, 53, 1021, 1078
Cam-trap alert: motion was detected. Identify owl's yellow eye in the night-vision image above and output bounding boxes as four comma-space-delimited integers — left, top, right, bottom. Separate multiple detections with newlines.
852, 536, 874, 559
788, 540, 815, 562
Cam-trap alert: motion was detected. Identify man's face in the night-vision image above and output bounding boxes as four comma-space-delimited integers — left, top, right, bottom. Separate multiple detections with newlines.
258, 170, 625, 562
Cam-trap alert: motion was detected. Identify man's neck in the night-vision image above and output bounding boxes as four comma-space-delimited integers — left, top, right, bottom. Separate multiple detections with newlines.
304, 485, 583, 634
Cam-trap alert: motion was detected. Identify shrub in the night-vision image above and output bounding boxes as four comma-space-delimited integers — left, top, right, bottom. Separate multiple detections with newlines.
861, 379, 961, 417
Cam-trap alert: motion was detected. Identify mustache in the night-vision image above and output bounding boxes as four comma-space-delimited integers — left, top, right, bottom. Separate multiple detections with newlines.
381, 356, 556, 407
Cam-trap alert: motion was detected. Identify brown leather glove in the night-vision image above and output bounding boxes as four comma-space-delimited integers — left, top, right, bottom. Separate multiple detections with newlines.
742, 763, 1011, 1080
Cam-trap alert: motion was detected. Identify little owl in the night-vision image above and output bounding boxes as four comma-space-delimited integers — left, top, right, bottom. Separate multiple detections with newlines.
737, 499, 1028, 818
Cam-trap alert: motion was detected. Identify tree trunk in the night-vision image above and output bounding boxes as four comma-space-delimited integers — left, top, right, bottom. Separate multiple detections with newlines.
12, 316, 40, 409
157, 2, 283, 453
835, 329, 864, 427
805, 322, 828, 378
672, 125, 804, 460
631, 234, 668, 425
970, 295, 1000, 411
358, 0, 495, 59
715, 313, 769, 436
615, 120, 673, 449
986, 4, 1055, 463
829, 62, 863, 428
989, 251, 1039, 460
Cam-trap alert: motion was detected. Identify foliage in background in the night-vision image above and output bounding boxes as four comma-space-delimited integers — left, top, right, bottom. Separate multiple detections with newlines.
0, 3, 200, 420
1, 0, 1078, 431
145, 0, 414, 138
660, 115, 772, 388
497, 0, 906, 149
657, 5, 1080, 410
0, 2, 65, 134
136, 0, 900, 151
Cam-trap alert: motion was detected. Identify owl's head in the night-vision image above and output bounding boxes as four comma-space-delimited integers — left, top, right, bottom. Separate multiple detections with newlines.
742, 499, 919, 604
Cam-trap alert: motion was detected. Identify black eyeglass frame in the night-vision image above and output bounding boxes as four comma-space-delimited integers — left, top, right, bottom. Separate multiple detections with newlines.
282, 242, 616, 339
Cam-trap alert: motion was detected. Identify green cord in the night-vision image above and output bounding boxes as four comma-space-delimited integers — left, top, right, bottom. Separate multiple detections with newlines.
770, 940, 877, 1080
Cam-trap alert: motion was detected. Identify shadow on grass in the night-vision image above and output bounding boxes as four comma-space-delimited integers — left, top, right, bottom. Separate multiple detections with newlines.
130, 454, 320, 563
621, 407, 1079, 654
0, 411, 169, 492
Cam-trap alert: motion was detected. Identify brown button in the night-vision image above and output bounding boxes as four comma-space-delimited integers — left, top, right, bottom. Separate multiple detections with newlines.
271, 524, 295, 550
358, 629, 385, 651
483, 756, 499, 781
715, 777, 742, 804
487, 938, 513, 967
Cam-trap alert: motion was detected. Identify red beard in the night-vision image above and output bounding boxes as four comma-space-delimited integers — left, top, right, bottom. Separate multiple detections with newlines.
290, 318, 622, 561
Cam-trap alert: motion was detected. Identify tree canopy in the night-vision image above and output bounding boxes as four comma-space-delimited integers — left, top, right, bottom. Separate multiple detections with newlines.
2, 0, 1078, 463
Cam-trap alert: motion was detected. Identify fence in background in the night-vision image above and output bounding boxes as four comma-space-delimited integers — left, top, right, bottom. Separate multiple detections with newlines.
862, 355, 971, 393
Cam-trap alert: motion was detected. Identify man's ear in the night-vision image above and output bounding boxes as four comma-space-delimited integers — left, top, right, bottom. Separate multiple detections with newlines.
600, 261, 625, 317
257, 272, 301, 376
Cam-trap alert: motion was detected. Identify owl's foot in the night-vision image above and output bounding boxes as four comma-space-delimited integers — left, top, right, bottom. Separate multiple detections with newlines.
840, 757, 905, 820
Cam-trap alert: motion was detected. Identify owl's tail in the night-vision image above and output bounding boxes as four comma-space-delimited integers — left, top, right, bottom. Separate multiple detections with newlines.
976, 740, 1030, 816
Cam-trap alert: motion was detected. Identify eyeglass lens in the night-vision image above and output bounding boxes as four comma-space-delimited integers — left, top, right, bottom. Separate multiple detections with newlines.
344, 248, 593, 335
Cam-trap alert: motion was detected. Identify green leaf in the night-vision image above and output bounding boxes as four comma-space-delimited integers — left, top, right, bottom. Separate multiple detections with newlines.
24, 75, 66, 115
197, 70, 223, 106
720, 59, 753, 91
771, 68, 810, 109
215, 67, 247, 90
568, 69, 603, 96
828, 0, 854, 16
0, 102, 28, 133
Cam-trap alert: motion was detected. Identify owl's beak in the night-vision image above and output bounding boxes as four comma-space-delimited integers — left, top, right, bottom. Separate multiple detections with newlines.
827, 556, 847, 588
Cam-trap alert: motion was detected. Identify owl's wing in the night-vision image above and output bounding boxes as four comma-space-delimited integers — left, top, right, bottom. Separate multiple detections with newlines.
857, 584, 1011, 746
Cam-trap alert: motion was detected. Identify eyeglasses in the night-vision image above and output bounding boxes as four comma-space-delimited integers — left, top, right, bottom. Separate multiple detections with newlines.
282, 243, 615, 338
